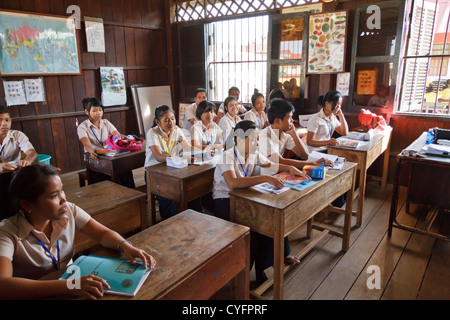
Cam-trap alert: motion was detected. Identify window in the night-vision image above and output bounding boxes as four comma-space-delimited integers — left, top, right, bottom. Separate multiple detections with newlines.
397, 0, 450, 115
206, 15, 269, 102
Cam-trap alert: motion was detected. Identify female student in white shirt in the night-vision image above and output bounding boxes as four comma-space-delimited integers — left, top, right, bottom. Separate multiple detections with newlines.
306, 91, 349, 147
77, 97, 135, 188
145, 105, 193, 220
190, 101, 224, 152
218, 96, 241, 142
213, 120, 305, 285
0, 164, 156, 300
244, 89, 269, 130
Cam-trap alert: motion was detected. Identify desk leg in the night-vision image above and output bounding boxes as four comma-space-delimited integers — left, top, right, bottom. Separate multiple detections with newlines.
273, 214, 284, 300
381, 138, 391, 189
232, 233, 250, 300
356, 167, 367, 227
343, 167, 356, 251
388, 159, 402, 237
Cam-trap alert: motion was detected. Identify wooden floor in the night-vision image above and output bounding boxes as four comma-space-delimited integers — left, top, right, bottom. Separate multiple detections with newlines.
61, 168, 449, 300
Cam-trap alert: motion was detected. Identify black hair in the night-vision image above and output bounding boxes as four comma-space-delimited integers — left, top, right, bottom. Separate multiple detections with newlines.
268, 88, 286, 102
9, 164, 58, 213
223, 96, 237, 113
251, 89, 264, 106
194, 88, 207, 98
0, 105, 9, 115
153, 105, 175, 127
228, 86, 240, 96
225, 120, 257, 150
196, 101, 216, 120
318, 91, 342, 111
267, 98, 294, 125
82, 97, 103, 112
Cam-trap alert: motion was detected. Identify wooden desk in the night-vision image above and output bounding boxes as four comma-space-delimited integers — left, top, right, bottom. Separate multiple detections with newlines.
84, 148, 145, 184
66, 181, 147, 253
145, 162, 216, 225
101, 210, 250, 300
388, 133, 450, 241
327, 127, 392, 226
229, 162, 357, 300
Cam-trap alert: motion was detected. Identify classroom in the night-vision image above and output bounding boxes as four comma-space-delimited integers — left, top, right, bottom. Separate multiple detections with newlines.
0, 0, 448, 303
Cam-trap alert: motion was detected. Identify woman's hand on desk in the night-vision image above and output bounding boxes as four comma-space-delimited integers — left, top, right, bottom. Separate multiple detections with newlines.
265, 176, 285, 190
314, 158, 334, 167
327, 138, 338, 146
69, 275, 111, 300
289, 166, 311, 181
119, 241, 157, 270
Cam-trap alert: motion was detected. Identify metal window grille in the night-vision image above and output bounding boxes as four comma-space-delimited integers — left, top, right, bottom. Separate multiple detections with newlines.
399, 0, 450, 115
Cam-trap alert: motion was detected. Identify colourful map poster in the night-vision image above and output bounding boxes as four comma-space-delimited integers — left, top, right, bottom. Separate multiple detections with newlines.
0, 10, 81, 76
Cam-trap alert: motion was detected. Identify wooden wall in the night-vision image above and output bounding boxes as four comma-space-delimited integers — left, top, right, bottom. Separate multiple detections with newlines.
0, 0, 169, 173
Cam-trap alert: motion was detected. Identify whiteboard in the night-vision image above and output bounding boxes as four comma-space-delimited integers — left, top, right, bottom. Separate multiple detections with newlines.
131, 85, 173, 139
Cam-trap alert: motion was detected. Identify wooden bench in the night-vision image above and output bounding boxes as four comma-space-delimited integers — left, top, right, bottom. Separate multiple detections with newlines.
65, 180, 147, 253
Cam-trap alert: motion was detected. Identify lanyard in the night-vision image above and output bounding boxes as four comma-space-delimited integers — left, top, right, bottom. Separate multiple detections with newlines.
234, 150, 249, 177
31, 233, 60, 271
90, 126, 103, 146
162, 137, 173, 156
0, 145, 5, 159
203, 130, 213, 146
324, 118, 333, 139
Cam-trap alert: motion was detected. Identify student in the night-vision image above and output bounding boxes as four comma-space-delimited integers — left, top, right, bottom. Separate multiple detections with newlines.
0, 105, 38, 173
0, 164, 156, 300
77, 97, 135, 188
145, 105, 192, 220
267, 88, 286, 102
190, 101, 224, 152
259, 98, 317, 166
217, 86, 247, 120
306, 91, 349, 147
183, 88, 207, 131
213, 120, 304, 285
244, 89, 269, 130
218, 96, 241, 142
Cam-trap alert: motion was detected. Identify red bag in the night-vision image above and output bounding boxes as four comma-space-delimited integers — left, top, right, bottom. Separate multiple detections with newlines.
106, 134, 143, 152
358, 109, 386, 130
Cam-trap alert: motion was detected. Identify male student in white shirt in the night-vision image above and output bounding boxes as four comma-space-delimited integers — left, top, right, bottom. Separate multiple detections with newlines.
183, 88, 208, 131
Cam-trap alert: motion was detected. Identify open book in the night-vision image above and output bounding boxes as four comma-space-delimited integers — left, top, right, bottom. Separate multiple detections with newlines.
60, 255, 151, 297
272, 172, 318, 191
334, 137, 360, 149
307, 151, 346, 170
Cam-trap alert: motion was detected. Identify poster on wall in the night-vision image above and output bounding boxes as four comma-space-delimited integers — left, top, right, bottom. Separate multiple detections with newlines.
336, 72, 350, 96
100, 67, 127, 107
24, 78, 46, 102
357, 70, 377, 95
85, 17, 105, 53
307, 11, 347, 74
3, 80, 27, 106
0, 10, 81, 76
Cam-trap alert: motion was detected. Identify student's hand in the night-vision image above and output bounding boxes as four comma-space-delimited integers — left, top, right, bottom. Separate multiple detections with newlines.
314, 158, 334, 168
88, 149, 98, 160
327, 138, 338, 146
289, 166, 311, 181
333, 105, 343, 116
69, 275, 110, 300
17, 159, 32, 168
286, 125, 297, 137
0, 162, 17, 173
120, 241, 157, 270
266, 176, 285, 190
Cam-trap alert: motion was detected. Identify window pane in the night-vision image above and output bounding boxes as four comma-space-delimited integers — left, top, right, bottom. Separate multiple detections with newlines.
275, 17, 304, 60
352, 62, 393, 109
356, 6, 399, 57
207, 15, 269, 102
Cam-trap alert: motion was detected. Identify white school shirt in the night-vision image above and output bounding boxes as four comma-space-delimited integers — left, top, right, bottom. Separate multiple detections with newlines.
213, 147, 270, 199
190, 121, 223, 146
77, 119, 118, 151
145, 125, 187, 167
259, 125, 296, 163
306, 109, 341, 142
244, 108, 268, 130
183, 103, 199, 131
0, 202, 91, 280
0, 130, 35, 163
219, 113, 241, 143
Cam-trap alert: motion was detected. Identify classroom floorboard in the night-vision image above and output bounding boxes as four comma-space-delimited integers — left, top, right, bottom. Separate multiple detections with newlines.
61, 168, 449, 300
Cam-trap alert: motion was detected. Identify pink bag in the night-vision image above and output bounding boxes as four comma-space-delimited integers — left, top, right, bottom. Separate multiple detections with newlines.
106, 134, 143, 152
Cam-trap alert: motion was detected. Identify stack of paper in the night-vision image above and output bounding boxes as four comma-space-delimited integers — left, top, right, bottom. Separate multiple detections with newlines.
424, 144, 450, 157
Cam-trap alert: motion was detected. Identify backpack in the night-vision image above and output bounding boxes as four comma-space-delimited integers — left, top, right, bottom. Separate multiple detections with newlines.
106, 134, 143, 152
